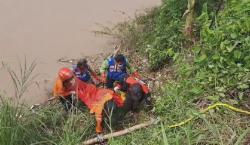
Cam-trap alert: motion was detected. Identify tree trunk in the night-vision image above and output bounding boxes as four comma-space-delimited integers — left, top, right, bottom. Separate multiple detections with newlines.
183, 0, 196, 39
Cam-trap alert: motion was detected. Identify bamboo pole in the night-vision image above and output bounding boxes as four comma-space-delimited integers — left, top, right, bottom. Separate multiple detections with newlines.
83, 118, 159, 145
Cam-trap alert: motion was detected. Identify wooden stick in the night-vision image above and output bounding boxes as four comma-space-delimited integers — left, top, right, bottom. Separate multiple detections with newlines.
83, 118, 159, 145
30, 97, 56, 110
58, 58, 76, 64
140, 74, 157, 81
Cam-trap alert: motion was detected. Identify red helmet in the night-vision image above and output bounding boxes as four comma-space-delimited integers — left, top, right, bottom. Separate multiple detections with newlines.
58, 67, 73, 81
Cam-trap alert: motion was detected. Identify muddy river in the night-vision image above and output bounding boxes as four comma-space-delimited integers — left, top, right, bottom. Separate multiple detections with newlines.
0, 0, 161, 104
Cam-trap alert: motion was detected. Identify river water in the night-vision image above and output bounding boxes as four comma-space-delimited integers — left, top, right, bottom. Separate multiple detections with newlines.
0, 0, 161, 104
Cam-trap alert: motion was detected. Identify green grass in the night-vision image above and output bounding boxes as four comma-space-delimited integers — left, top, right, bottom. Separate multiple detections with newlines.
104, 0, 250, 144
0, 98, 97, 145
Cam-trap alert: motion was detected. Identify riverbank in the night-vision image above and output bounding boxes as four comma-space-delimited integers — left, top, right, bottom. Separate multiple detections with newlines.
1, 0, 250, 144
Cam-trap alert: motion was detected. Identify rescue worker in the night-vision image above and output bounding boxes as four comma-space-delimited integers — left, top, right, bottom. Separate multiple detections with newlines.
53, 67, 77, 112
100, 54, 139, 88
113, 74, 152, 106
53, 67, 125, 133
73, 58, 100, 84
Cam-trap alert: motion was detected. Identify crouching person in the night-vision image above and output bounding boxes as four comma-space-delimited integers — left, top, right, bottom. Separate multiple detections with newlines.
53, 67, 77, 112
114, 74, 151, 107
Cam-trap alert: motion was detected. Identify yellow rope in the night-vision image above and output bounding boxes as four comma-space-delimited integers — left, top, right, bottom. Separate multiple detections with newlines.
167, 102, 250, 128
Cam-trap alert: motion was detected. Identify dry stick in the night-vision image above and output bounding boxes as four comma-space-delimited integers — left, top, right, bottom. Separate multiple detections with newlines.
83, 118, 159, 145
58, 58, 76, 64
30, 96, 56, 110
141, 74, 157, 81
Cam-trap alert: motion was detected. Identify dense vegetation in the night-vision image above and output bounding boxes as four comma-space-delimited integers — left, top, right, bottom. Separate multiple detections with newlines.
0, 0, 250, 144
108, 0, 250, 144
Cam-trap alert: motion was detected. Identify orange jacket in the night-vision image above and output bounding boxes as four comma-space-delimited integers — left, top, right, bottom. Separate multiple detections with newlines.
125, 76, 150, 94
53, 77, 75, 97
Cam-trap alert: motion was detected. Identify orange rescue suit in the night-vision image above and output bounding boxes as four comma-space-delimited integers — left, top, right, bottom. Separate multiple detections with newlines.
125, 76, 150, 94
53, 77, 124, 133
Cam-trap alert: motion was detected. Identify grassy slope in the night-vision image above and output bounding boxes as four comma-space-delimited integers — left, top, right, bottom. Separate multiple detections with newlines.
108, 0, 250, 144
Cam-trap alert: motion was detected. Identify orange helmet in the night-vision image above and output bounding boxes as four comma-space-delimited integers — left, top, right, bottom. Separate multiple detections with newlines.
58, 67, 73, 81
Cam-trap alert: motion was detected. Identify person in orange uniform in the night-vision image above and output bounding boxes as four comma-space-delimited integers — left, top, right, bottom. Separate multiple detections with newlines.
53, 67, 124, 133
113, 74, 151, 106
53, 67, 77, 112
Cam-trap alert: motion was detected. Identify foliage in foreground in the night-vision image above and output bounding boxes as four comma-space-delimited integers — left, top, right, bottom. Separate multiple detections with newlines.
0, 99, 95, 145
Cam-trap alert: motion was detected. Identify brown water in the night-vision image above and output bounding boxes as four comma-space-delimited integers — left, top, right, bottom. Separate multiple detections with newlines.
0, 0, 161, 104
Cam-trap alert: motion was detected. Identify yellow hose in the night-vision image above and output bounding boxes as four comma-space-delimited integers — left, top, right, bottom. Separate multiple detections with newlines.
167, 102, 250, 128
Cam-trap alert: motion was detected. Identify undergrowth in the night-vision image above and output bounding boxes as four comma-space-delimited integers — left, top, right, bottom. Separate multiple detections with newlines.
108, 0, 250, 144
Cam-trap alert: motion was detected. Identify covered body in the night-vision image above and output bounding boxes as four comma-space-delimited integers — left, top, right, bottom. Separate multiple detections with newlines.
53, 77, 124, 133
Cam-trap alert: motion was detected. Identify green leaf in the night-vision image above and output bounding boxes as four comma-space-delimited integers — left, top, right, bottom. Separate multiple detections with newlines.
228, 99, 239, 105
238, 92, 244, 100
207, 95, 220, 102
196, 54, 207, 63
226, 46, 234, 52
234, 50, 242, 59
190, 87, 202, 95
208, 64, 214, 68
212, 53, 220, 60
219, 93, 225, 97
230, 33, 237, 39
238, 83, 249, 89
166, 48, 174, 57
161, 123, 169, 145
193, 46, 201, 54
215, 87, 226, 92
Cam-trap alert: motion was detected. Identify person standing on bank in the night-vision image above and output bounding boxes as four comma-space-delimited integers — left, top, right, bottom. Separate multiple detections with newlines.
99, 45, 139, 88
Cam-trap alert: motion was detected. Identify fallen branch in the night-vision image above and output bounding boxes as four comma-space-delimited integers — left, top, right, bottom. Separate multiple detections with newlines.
141, 74, 157, 81
82, 118, 160, 145
58, 58, 76, 64
30, 96, 56, 110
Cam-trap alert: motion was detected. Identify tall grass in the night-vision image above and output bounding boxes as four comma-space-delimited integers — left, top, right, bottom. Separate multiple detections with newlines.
2, 57, 38, 99
0, 57, 42, 144
0, 58, 97, 145
0, 97, 96, 145
0, 98, 47, 145
0, 99, 24, 145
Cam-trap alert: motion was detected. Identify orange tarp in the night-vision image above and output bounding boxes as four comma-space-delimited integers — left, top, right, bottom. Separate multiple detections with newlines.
75, 79, 114, 113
